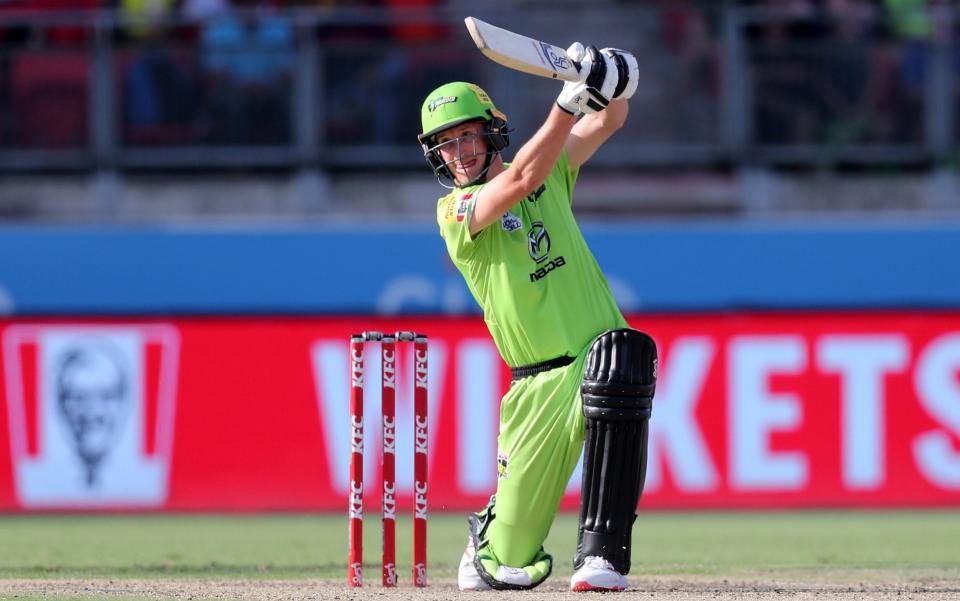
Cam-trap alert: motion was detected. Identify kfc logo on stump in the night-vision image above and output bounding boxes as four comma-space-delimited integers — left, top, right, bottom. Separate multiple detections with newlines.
3, 324, 180, 508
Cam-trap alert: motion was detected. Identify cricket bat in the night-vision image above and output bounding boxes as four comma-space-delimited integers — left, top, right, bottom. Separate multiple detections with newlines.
464, 16, 581, 82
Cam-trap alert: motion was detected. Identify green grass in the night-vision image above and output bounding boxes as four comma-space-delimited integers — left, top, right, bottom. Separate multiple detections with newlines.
0, 511, 957, 582
618, 510, 960, 582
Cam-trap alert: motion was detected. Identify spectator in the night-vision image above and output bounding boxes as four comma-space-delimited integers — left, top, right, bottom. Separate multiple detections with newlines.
319, 0, 403, 145
181, 0, 227, 24
883, 0, 941, 144
320, 0, 461, 146
120, 0, 200, 144
813, 0, 897, 146
120, 0, 175, 40
200, 0, 295, 145
0, 0, 100, 147
662, 6, 719, 143
749, 0, 824, 144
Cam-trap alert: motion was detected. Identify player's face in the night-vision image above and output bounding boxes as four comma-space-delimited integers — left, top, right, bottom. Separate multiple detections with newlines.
435, 121, 489, 185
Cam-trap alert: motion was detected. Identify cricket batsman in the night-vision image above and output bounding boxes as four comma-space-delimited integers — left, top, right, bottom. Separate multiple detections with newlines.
418, 43, 656, 592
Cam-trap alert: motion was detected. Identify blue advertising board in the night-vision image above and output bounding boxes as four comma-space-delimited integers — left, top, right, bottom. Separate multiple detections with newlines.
0, 220, 956, 315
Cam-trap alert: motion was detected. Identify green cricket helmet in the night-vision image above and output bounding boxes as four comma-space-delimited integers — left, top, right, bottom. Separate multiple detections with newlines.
418, 82, 510, 186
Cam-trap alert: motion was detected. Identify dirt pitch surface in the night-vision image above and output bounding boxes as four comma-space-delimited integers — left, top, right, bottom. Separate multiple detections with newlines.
1, 578, 959, 600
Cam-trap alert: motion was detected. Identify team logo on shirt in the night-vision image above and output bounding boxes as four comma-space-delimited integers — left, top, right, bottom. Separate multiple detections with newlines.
501, 211, 522, 232
456, 193, 473, 223
497, 450, 509, 479
527, 221, 566, 282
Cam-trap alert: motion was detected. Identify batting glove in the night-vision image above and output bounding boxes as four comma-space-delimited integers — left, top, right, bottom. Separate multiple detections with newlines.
556, 43, 618, 115
601, 47, 639, 100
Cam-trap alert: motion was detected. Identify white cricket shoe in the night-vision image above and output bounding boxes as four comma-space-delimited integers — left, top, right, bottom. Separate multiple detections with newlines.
458, 537, 492, 591
494, 565, 532, 587
570, 556, 628, 592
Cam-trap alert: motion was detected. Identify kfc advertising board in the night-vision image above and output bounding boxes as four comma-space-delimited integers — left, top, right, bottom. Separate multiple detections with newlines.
0, 314, 958, 511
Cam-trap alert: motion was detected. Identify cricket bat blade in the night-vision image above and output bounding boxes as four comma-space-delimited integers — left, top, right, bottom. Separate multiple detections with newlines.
464, 16, 581, 82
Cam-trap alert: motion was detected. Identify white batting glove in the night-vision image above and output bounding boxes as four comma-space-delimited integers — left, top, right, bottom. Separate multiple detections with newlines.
556, 43, 619, 115
566, 42, 593, 83
601, 47, 639, 100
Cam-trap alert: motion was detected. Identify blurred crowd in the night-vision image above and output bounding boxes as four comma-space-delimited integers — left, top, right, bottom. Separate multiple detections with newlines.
745, 0, 955, 147
0, 0, 458, 149
0, 0, 956, 156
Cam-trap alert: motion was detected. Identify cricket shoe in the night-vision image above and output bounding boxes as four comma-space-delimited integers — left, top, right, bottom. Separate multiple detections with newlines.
570, 556, 628, 592
458, 537, 492, 591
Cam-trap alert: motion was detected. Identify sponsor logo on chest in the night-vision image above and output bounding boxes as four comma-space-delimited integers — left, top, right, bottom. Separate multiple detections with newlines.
527, 221, 567, 281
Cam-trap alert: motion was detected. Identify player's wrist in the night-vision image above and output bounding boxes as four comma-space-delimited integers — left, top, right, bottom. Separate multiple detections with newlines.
555, 99, 579, 116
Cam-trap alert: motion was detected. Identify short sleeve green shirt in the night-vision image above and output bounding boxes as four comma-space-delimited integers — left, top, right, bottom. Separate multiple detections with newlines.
436, 150, 627, 367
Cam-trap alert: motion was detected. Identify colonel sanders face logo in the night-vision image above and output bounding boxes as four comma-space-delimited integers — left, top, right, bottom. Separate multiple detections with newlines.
55, 342, 130, 488
4, 324, 180, 507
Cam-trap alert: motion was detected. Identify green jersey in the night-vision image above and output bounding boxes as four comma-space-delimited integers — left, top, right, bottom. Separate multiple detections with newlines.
436, 150, 627, 367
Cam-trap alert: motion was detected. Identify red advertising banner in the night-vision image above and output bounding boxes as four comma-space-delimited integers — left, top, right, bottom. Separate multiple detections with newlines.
1, 314, 959, 512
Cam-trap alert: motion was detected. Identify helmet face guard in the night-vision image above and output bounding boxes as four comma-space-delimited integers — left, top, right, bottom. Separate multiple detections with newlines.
418, 82, 510, 188
420, 114, 510, 188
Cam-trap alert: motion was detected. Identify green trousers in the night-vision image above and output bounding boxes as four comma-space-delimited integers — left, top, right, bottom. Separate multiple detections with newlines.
485, 348, 590, 568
